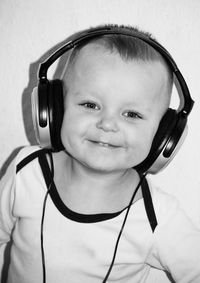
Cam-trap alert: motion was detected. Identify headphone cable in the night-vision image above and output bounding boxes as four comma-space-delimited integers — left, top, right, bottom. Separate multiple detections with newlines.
40, 153, 146, 283
40, 152, 54, 283
102, 172, 146, 283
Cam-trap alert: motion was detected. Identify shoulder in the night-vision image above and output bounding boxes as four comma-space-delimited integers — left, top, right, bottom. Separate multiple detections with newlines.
0, 146, 45, 221
16, 146, 50, 173
1, 146, 42, 185
16, 145, 42, 161
147, 180, 200, 279
147, 178, 179, 226
148, 178, 198, 235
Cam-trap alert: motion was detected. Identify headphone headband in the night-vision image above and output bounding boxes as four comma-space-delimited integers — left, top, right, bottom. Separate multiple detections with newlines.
38, 26, 194, 115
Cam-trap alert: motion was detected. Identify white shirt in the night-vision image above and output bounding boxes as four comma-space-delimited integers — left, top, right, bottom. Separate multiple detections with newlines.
0, 146, 200, 283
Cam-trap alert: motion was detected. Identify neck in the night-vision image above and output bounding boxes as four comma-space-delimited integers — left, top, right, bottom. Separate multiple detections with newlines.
53, 151, 141, 214
71, 157, 137, 192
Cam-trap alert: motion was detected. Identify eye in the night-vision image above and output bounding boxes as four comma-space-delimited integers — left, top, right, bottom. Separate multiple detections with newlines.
80, 102, 100, 110
123, 111, 142, 119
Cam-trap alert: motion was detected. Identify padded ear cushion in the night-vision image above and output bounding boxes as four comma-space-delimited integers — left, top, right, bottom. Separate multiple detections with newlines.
38, 80, 49, 127
135, 108, 178, 173
162, 112, 187, 158
48, 79, 65, 151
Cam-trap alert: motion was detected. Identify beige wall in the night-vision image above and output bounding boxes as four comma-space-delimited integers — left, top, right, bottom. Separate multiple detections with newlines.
0, 0, 200, 280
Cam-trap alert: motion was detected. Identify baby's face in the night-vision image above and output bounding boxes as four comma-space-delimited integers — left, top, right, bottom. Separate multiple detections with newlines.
61, 44, 169, 173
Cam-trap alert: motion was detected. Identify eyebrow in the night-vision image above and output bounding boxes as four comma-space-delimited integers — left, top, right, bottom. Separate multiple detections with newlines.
122, 101, 152, 113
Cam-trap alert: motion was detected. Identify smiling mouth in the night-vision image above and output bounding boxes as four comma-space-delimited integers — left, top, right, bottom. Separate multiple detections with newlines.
89, 140, 121, 148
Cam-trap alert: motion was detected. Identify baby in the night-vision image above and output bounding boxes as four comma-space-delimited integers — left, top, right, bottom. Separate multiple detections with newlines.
0, 25, 199, 283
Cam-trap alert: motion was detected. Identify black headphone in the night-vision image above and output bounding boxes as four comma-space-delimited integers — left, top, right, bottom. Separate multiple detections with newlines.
32, 26, 194, 174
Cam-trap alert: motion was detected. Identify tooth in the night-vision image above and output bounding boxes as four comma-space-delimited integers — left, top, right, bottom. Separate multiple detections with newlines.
99, 142, 109, 147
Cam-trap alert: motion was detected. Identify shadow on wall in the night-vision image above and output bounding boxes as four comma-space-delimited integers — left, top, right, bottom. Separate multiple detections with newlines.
0, 31, 80, 281
21, 27, 88, 153
0, 30, 80, 181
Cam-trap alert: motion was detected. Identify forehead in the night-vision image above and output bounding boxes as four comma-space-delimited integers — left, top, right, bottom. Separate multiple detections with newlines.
65, 44, 169, 107
68, 43, 168, 78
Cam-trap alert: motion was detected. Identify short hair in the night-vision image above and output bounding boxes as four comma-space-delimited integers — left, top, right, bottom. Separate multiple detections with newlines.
63, 24, 173, 96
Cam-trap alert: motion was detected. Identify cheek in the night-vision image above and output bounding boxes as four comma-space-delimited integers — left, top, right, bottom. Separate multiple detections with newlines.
126, 122, 159, 160
60, 111, 77, 147
138, 122, 160, 158
60, 109, 90, 148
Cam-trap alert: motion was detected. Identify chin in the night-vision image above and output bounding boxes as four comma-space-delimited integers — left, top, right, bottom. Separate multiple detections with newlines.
72, 151, 141, 173
81, 159, 130, 174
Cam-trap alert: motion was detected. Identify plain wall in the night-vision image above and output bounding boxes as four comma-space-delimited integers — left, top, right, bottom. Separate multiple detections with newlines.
0, 0, 200, 281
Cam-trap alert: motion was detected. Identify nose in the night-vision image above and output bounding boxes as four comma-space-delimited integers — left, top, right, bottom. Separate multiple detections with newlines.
96, 113, 119, 132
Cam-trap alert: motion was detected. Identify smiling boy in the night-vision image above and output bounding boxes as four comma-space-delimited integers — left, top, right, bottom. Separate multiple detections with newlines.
55, 41, 171, 214
0, 25, 200, 283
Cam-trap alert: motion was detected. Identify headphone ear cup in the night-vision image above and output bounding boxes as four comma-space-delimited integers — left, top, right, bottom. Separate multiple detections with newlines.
32, 84, 51, 148
48, 79, 65, 152
135, 109, 179, 174
32, 79, 64, 151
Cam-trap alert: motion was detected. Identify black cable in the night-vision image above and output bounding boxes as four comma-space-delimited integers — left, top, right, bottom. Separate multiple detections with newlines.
39, 151, 146, 283
102, 173, 147, 283
41, 189, 49, 283
40, 152, 54, 283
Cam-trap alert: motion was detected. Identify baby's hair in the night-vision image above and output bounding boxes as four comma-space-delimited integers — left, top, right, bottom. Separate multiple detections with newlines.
63, 24, 173, 97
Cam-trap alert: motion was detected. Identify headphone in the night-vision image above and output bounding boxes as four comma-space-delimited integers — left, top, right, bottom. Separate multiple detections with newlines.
32, 26, 194, 175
